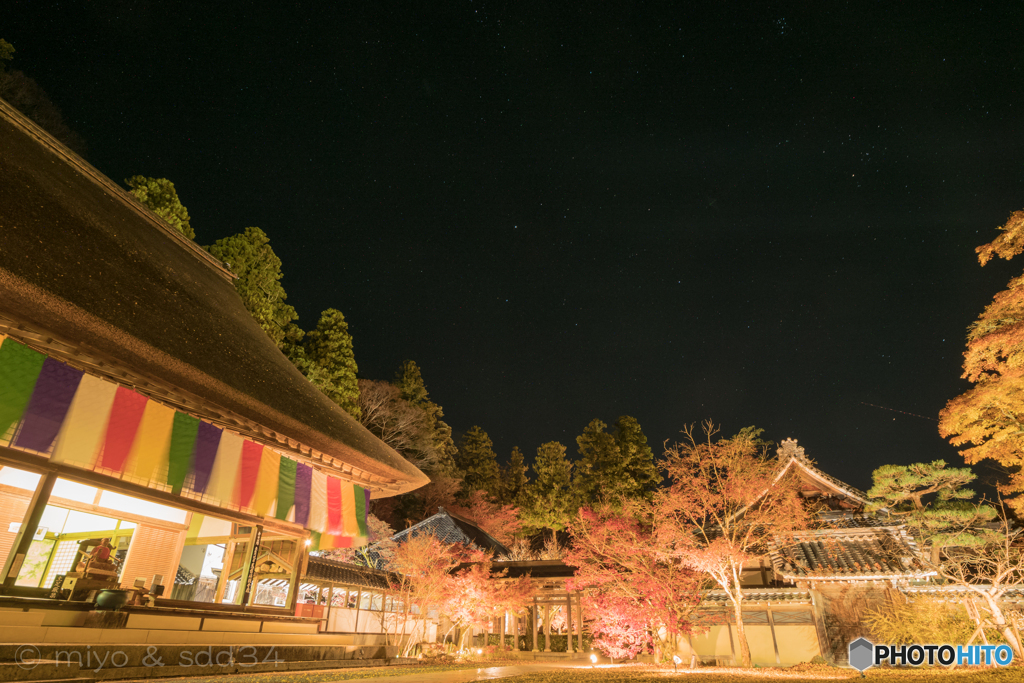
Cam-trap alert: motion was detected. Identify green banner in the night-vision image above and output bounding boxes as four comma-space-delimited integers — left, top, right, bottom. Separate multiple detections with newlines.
167, 412, 200, 493
276, 457, 297, 521
0, 339, 46, 440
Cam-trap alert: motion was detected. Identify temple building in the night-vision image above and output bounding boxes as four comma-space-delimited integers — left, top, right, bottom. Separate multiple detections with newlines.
0, 96, 427, 649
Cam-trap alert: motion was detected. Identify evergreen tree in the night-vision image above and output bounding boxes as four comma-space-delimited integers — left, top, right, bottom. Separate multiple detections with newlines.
125, 176, 195, 240
302, 308, 360, 419
395, 360, 459, 477
612, 416, 660, 501
521, 441, 575, 532
574, 416, 658, 506
206, 227, 298, 348
502, 446, 529, 505
574, 419, 619, 506
455, 425, 501, 498
867, 460, 997, 563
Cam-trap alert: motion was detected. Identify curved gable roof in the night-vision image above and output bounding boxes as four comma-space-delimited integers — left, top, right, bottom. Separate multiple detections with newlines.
0, 99, 428, 496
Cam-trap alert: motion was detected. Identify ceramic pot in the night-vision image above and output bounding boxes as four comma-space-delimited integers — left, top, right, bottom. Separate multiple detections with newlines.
94, 589, 129, 611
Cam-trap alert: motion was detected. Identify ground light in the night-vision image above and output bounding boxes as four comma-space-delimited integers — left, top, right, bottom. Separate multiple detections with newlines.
590, 653, 597, 668
673, 654, 682, 672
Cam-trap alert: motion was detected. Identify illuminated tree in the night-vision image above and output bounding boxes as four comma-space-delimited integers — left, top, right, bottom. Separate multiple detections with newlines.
501, 446, 529, 505
450, 489, 522, 548
573, 417, 659, 506
455, 426, 501, 499
866, 460, 995, 563
521, 441, 575, 532
125, 176, 194, 240
565, 503, 704, 660
207, 227, 298, 347
657, 421, 809, 668
301, 308, 360, 419
940, 210, 1024, 511
395, 361, 460, 477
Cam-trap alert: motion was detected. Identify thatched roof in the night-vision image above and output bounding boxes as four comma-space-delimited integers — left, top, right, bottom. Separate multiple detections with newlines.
0, 98, 428, 496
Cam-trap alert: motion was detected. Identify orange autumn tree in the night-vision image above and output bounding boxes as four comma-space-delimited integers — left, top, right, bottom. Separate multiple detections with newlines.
386, 533, 472, 656
657, 422, 809, 668
940, 210, 1024, 511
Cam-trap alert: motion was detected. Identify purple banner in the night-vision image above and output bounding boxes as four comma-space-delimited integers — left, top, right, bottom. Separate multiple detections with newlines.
293, 463, 312, 527
191, 421, 222, 494
14, 357, 83, 452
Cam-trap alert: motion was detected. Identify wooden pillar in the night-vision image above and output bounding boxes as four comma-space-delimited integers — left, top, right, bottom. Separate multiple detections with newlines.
576, 592, 584, 653
236, 524, 262, 606
325, 585, 334, 632
354, 588, 362, 632
544, 603, 551, 652
500, 611, 507, 650
286, 541, 310, 614
2, 472, 56, 589
514, 610, 521, 651
214, 540, 236, 603
566, 592, 574, 652
532, 598, 539, 651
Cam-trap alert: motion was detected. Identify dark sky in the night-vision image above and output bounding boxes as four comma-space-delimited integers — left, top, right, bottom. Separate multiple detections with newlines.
6, 2, 1024, 491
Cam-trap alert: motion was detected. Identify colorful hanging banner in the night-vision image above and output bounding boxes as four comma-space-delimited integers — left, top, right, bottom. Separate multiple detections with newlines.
253, 448, 281, 517
99, 387, 149, 472
0, 339, 369, 543
276, 457, 297, 521
293, 463, 312, 528
0, 339, 47, 440
355, 485, 368, 537
191, 421, 223, 494
326, 476, 342, 534
167, 412, 200, 494
239, 441, 263, 509
208, 431, 243, 504
50, 374, 118, 467
340, 482, 359, 536
126, 400, 176, 482
309, 469, 327, 534
14, 357, 83, 452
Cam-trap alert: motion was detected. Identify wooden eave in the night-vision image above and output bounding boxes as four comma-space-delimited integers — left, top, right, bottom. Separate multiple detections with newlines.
0, 313, 399, 494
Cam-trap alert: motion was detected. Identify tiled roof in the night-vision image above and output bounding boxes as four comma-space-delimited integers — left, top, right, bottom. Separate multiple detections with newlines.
389, 508, 510, 557
703, 588, 812, 605
776, 439, 873, 507
304, 555, 394, 589
901, 584, 1024, 602
770, 529, 933, 580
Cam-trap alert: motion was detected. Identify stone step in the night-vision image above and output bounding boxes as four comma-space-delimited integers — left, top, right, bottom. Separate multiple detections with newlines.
0, 657, 390, 682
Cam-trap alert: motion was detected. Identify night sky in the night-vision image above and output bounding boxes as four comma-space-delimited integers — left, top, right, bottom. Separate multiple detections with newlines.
6, 2, 1024, 491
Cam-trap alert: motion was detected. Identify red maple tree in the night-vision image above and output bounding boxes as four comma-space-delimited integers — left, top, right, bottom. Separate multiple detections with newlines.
451, 489, 523, 547
564, 503, 704, 660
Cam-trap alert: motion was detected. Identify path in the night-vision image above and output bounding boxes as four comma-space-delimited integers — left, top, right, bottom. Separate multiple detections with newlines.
324, 661, 591, 683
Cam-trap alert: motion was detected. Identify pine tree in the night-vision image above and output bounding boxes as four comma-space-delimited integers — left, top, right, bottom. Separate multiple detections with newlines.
455, 426, 501, 498
206, 227, 297, 347
302, 308, 360, 419
502, 446, 529, 505
867, 460, 997, 563
125, 176, 195, 240
521, 441, 575, 532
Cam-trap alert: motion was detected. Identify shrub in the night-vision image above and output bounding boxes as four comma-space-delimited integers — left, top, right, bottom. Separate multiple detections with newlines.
865, 594, 974, 646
